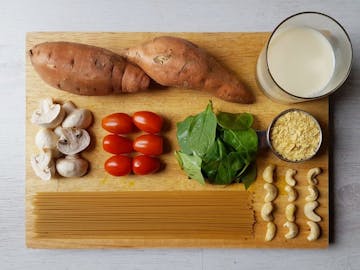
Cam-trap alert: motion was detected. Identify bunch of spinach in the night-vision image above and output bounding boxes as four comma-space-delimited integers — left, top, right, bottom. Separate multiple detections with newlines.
175, 101, 258, 189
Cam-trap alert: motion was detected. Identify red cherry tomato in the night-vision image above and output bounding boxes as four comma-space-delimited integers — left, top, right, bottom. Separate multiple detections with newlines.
102, 113, 133, 134
103, 134, 133, 154
133, 111, 163, 134
104, 155, 132, 176
133, 134, 163, 156
132, 155, 161, 175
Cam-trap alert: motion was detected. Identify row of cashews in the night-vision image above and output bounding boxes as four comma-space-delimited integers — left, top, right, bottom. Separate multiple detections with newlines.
305, 168, 322, 241
261, 165, 322, 242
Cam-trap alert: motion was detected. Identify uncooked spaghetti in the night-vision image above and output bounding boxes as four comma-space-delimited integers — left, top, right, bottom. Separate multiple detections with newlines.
33, 191, 254, 239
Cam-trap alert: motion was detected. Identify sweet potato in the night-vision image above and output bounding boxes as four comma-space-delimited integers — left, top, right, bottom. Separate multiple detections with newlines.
121, 36, 254, 103
29, 42, 150, 95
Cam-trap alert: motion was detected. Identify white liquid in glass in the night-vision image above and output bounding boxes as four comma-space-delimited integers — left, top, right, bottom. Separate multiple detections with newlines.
267, 27, 335, 98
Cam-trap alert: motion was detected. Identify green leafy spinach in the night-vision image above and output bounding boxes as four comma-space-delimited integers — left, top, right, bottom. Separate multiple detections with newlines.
175, 102, 258, 189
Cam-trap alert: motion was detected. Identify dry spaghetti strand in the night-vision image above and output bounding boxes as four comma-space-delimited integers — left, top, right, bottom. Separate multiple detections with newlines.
33, 191, 255, 239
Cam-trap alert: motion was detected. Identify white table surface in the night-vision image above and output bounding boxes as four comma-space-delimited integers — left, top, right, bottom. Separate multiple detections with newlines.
1, 0, 359, 269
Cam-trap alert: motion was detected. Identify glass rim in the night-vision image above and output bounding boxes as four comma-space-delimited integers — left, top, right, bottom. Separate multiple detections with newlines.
265, 11, 353, 100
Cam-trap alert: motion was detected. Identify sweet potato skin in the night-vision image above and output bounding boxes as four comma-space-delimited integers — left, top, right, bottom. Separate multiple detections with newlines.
29, 42, 150, 95
121, 36, 254, 103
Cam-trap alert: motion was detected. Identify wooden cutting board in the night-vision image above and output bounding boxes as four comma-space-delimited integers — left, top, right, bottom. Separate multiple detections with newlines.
26, 32, 329, 248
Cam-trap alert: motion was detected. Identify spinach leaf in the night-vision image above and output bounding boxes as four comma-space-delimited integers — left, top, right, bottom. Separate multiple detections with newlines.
187, 102, 217, 157
202, 159, 220, 180
202, 138, 230, 181
222, 129, 258, 160
238, 163, 257, 190
175, 102, 259, 189
175, 151, 205, 185
205, 152, 246, 185
217, 112, 253, 130
176, 115, 195, 155
203, 138, 227, 163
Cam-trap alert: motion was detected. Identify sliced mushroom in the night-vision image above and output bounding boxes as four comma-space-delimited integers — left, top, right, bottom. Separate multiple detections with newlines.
35, 128, 58, 150
56, 155, 89, 177
31, 98, 65, 128
30, 150, 55, 181
61, 101, 93, 129
62, 101, 77, 115
56, 127, 91, 155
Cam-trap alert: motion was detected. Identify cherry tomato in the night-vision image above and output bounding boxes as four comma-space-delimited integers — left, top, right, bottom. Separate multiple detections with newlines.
133, 134, 163, 155
132, 155, 161, 175
103, 134, 133, 154
133, 111, 163, 134
102, 113, 133, 134
104, 155, 132, 176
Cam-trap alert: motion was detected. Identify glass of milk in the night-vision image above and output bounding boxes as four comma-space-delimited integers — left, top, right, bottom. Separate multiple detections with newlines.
256, 12, 352, 103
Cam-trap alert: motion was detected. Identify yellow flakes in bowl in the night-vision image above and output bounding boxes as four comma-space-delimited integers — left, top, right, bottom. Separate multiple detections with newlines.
270, 110, 321, 162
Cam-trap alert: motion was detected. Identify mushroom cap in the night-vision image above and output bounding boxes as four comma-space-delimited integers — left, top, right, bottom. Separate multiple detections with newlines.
62, 108, 93, 129
62, 101, 77, 115
30, 150, 55, 181
31, 98, 65, 128
56, 127, 91, 155
56, 155, 89, 177
35, 128, 58, 150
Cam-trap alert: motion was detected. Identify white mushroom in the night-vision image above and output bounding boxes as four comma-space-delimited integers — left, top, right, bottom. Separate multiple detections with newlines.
261, 202, 274, 222
264, 183, 278, 202
285, 185, 298, 202
304, 201, 322, 222
31, 98, 65, 128
307, 167, 322, 185
30, 150, 55, 181
56, 155, 89, 177
283, 221, 299, 239
265, 222, 276, 242
61, 101, 93, 129
62, 101, 77, 115
54, 126, 64, 137
285, 168, 297, 186
262, 164, 275, 183
35, 128, 58, 150
305, 185, 319, 202
56, 127, 91, 155
307, 221, 320, 241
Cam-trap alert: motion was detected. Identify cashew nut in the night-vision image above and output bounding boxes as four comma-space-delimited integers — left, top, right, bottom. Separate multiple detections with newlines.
264, 183, 278, 202
305, 185, 319, 202
306, 221, 320, 241
304, 201, 322, 222
307, 167, 322, 185
283, 221, 299, 239
285, 185, 298, 202
262, 164, 275, 183
265, 222, 276, 242
285, 168, 297, 186
261, 202, 274, 221
285, 203, 296, 222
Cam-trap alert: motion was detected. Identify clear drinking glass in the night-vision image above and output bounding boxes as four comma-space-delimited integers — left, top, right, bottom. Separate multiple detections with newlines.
256, 12, 353, 104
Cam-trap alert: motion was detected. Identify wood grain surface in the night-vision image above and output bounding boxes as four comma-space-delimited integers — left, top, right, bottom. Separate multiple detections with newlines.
1, 1, 360, 270
26, 32, 328, 248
